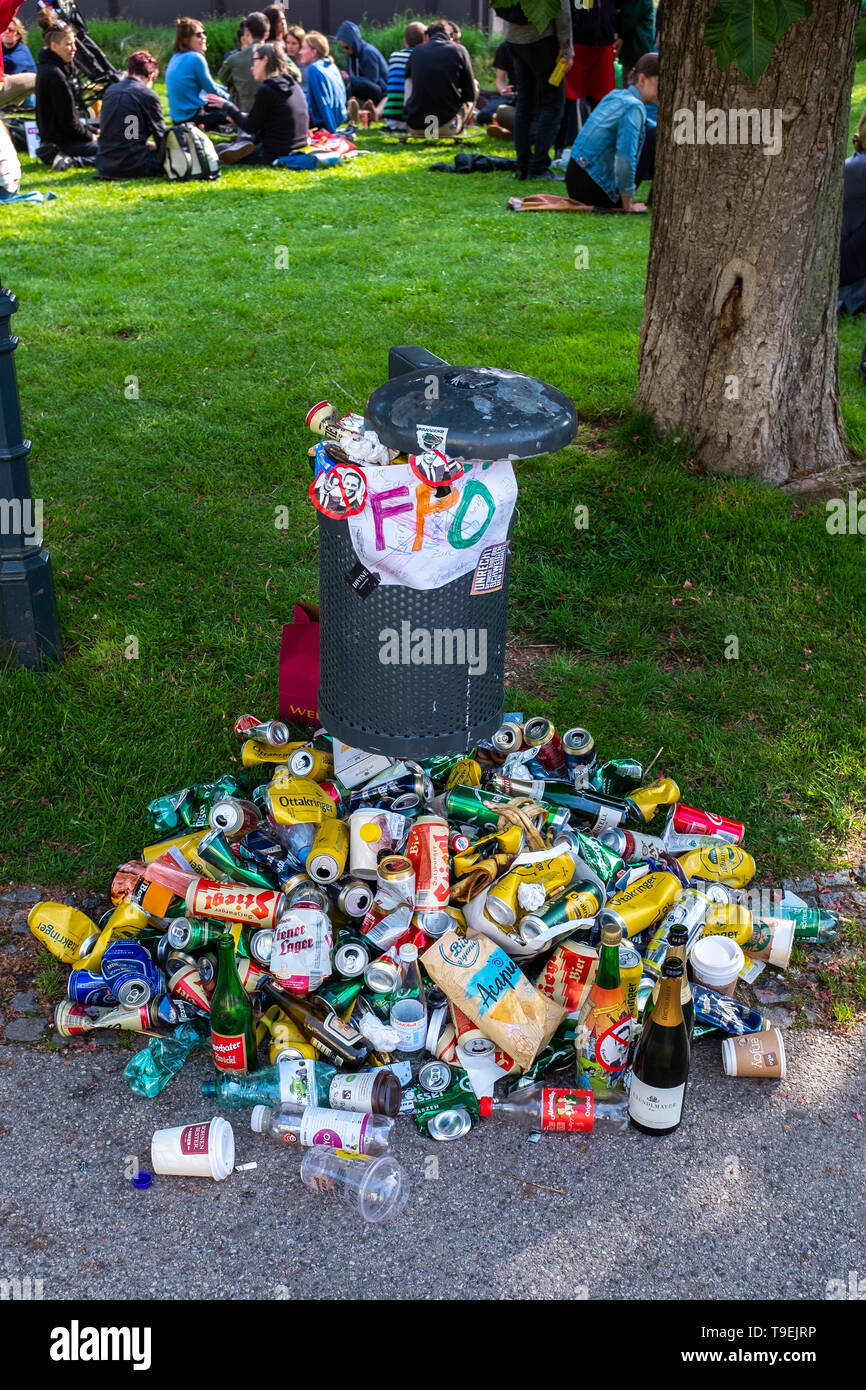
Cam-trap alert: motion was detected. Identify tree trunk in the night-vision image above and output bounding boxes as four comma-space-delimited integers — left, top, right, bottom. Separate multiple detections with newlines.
637, 0, 859, 484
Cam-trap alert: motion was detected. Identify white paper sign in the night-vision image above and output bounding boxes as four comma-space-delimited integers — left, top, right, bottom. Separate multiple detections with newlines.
24, 121, 41, 159
347, 458, 518, 590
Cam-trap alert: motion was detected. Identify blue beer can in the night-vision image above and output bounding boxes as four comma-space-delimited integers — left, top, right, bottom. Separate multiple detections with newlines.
101, 941, 162, 1009
67, 969, 115, 1006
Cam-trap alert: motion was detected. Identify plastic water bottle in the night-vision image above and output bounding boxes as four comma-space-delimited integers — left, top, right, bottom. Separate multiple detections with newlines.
250, 1101, 393, 1154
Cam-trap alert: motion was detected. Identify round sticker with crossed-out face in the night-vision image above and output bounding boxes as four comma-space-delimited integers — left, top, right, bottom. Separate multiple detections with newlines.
310, 463, 368, 519
409, 449, 464, 488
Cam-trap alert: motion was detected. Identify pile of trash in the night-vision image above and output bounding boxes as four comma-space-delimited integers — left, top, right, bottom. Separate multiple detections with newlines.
29, 715, 838, 1221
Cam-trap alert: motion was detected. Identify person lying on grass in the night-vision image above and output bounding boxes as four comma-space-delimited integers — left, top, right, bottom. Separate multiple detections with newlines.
565, 49, 657, 211
205, 41, 309, 165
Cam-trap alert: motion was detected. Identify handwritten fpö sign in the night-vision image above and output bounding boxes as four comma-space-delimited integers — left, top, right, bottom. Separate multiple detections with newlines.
346, 459, 518, 591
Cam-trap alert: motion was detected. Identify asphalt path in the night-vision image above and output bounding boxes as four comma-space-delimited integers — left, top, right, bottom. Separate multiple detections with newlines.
0, 1024, 863, 1302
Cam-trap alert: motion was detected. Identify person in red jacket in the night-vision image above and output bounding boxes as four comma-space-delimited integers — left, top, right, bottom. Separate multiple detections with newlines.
0, 1, 26, 105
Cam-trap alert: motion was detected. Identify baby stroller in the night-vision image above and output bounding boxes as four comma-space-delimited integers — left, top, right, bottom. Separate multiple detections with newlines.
36, 0, 121, 110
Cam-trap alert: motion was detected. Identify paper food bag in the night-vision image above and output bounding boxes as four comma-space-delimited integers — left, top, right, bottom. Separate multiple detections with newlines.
421, 930, 565, 1072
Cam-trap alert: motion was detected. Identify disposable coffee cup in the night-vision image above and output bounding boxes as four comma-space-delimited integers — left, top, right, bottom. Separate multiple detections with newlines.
746, 919, 794, 969
151, 1116, 234, 1181
722, 1028, 787, 1079
690, 935, 745, 997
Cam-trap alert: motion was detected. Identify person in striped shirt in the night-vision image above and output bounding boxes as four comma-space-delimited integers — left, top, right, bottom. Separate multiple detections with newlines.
382, 20, 426, 130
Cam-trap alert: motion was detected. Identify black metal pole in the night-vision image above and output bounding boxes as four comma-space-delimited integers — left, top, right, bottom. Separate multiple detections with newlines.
0, 282, 63, 670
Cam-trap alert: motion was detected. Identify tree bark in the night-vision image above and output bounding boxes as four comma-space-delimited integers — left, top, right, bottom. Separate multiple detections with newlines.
637, 0, 859, 484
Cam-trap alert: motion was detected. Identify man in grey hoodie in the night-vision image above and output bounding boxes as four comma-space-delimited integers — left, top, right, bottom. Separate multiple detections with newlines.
335, 19, 388, 105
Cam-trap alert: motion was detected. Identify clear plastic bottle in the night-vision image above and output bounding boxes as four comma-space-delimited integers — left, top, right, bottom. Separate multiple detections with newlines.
250, 1100, 394, 1155
479, 1084, 629, 1133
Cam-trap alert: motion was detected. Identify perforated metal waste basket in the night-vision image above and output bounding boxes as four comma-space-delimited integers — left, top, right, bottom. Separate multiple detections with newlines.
316, 347, 577, 759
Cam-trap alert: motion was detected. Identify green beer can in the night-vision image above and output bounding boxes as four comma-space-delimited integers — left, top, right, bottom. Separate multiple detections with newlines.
446, 785, 570, 833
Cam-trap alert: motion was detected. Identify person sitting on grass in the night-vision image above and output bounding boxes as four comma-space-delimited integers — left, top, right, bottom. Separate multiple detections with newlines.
300, 32, 347, 134
403, 19, 476, 139
165, 17, 228, 132
565, 50, 657, 211
218, 12, 270, 111
35, 21, 98, 169
477, 39, 516, 128
335, 19, 388, 123
96, 50, 165, 180
1, 9, 36, 110
839, 109, 866, 315
382, 21, 426, 131
205, 41, 309, 165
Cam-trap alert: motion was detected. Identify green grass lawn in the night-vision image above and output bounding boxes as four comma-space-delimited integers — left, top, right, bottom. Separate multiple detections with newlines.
1, 62, 865, 925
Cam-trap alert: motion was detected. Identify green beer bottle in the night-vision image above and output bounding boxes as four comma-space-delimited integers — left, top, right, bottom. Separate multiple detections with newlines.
210, 933, 259, 1074
575, 922, 631, 1092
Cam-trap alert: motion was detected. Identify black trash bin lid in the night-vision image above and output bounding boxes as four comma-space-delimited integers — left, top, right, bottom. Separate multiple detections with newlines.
364, 365, 577, 460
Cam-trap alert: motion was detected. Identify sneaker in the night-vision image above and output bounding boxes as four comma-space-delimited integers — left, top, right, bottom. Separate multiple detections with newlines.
218, 140, 254, 165
346, 97, 360, 125
51, 154, 74, 171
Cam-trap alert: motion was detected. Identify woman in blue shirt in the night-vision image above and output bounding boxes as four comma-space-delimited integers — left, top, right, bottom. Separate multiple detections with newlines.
300, 32, 347, 134
165, 16, 227, 129
565, 50, 657, 210
1, 12, 36, 109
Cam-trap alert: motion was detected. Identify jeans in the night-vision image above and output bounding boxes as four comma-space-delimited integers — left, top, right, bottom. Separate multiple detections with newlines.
510, 34, 565, 176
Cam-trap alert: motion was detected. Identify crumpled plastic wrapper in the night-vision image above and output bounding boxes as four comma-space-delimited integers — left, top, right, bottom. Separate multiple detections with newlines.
124, 1018, 210, 1098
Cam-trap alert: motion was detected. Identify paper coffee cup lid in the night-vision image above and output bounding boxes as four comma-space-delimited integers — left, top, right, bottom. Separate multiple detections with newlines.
208, 1116, 235, 1181
692, 934, 745, 987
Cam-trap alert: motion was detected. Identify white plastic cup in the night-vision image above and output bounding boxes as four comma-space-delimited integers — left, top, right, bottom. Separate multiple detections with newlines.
690, 935, 745, 997
300, 1145, 409, 1223
151, 1116, 235, 1181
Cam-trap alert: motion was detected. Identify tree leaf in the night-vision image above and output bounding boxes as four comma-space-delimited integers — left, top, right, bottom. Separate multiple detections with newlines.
519, 0, 563, 35
705, 0, 821, 80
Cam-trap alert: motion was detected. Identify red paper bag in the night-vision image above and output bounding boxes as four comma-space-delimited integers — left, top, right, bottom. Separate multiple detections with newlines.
278, 602, 320, 727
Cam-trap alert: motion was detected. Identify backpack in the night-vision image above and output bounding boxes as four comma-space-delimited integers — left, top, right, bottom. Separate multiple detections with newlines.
163, 123, 220, 182
490, 2, 530, 23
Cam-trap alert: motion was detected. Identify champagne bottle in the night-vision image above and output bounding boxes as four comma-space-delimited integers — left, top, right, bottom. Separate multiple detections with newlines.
643, 926, 694, 1038
628, 957, 690, 1135
210, 933, 258, 1073
261, 978, 368, 1066
576, 922, 632, 1092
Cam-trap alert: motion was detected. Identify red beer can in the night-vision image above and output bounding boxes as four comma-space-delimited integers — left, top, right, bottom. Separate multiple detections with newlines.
669, 803, 744, 844
406, 815, 450, 911
522, 717, 566, 774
